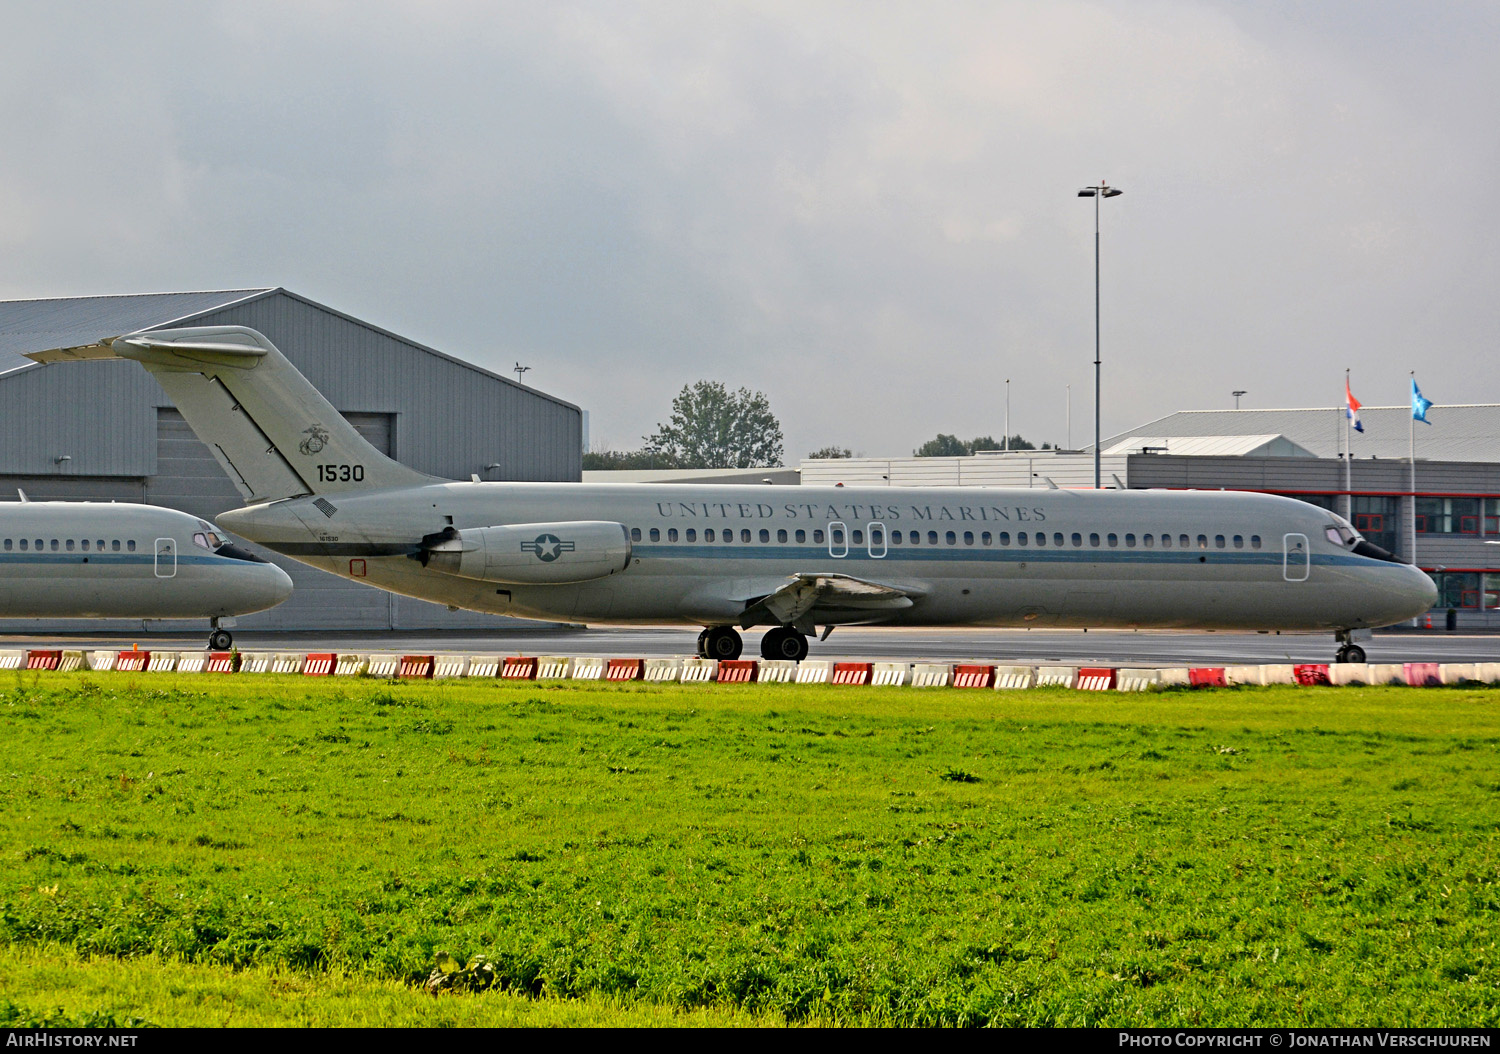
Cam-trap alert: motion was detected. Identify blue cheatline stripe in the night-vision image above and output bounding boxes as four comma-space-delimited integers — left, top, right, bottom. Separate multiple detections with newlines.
626, 544, 1370, 568
0, 554, 241, 568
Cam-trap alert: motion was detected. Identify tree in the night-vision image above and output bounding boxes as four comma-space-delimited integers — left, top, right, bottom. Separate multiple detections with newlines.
916, 433, 1038, 456
581, 449, 683, 470
643, 381, 783, 469
807, 446, 852, 459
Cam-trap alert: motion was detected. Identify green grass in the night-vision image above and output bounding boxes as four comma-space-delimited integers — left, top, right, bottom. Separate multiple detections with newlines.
1, 672, 1497, 1026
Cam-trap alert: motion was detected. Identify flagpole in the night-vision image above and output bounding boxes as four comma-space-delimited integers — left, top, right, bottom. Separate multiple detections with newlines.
1343, 369, 1352, 522
1410, 371, 1417, 567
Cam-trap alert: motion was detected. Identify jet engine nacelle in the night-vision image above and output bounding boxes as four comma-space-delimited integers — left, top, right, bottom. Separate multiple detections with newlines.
420, 521, 632, 584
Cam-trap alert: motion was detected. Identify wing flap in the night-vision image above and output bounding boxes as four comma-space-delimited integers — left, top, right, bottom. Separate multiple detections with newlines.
742, 572, 916, 629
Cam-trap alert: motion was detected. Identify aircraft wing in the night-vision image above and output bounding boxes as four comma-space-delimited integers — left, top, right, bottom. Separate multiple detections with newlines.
739, 572, 916, 631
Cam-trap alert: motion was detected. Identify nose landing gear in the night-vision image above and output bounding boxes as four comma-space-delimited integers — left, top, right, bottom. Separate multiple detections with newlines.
1334, 629, 1366, 664
208, 617, 233, 652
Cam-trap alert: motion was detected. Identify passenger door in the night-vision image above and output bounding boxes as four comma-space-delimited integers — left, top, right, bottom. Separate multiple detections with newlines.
155, 537, 177, 579
1283, 533, 1309, 582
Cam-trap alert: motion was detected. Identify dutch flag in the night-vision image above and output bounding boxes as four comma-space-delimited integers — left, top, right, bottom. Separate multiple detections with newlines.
1345, 377, 1364, 433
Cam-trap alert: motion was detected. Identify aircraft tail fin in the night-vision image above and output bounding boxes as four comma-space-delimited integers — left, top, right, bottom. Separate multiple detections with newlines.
27, 326, 436, 503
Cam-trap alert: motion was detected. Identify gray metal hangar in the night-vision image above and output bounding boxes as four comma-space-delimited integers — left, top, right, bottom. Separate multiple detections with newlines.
0, 288, 582, 631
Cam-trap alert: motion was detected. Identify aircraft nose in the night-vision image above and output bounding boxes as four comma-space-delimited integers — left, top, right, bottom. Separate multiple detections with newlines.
1385, 563, 1438, 623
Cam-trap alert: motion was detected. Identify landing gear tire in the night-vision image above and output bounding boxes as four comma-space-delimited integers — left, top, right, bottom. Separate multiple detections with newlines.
700, 626, 743, 661
1335, 644, 1365, 664
208, 629, 233, 651
760, 626, 809, 662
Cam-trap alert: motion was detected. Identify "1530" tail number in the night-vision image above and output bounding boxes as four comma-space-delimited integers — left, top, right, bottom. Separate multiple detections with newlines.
317, 464, 364, 482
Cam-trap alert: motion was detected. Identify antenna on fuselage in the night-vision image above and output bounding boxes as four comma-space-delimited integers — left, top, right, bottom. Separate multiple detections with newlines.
16, 489, 28, 502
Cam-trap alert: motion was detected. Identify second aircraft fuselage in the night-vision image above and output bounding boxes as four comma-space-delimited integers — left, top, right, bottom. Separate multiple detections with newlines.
216, 482, 1438, 633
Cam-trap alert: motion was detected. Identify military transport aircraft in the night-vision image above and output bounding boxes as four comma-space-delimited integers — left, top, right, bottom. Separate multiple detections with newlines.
0, 497, 292, 648
26, 326, 1436, 664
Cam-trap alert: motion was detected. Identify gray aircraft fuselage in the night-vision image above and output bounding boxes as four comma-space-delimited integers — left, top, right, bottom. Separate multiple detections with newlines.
218, 481, 1437, 632
0, 502, 292, 621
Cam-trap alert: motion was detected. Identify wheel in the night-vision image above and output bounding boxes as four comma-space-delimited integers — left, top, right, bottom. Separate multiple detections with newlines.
696, 628, 712, 658
702, 626, 742, 660
1343, 644, 1365, 664
760, 627, 808, 662
209, 629, 233, 651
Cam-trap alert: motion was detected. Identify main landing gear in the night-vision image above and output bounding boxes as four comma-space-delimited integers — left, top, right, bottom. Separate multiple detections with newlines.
697, 626, 743, 660
208, 618, 233, 652
760, 626, 809, 662
1334, 629, 1365, 665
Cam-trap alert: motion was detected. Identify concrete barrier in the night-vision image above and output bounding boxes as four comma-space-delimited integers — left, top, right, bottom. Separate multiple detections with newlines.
993, 665, 1036, 689
1260, 664, 1297, 685
433, 656, 469, 678
303, 653, 336, 676
1077, 667, 1116, 691
1189, 668, 1227, 688
204, 652, 236, 673
643, 658, 682, 682
872, 662, 910, 686
25, 650, 61, 671
239, 652, 275, 674
335, 654, 371, 676
952, 664, 994, 688
718, 660, 757, 683
1478, 663, 1500, 684
0, 650, 25, 670
88, 650, 117, 672
466, 656, 503, 678
571, 657, 606, 680
1036, 666, 1078, 689
912, 663, 951, 687
144, 652, 174, 673
1328, 663, 1371, 686
1363, 663, 1405, 686
175, 652, 207, 674
1224, 665, 1265, 687
680, 658, 717, 682
1438, 663, 1480, 685
1117, 668, 1161, 692
500, 657, 537, 679
1403, 662, 1441, 687
795, 660, 832, 684
1293, 664, 1330, 686
398, 655, 435, 678
756, 660, 797, 683
536, 656, 572, 679
1157, 667, 1191, 687
607, 658, 644, 681
831, 662, 872, 686
272, 653, 306, 674
58, 650, 83, 673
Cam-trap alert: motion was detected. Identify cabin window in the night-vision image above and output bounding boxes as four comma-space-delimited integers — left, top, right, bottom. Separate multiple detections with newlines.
1106, 533, 1117, 547
832, 527, 845, 545
928, 531, 939, 545
1125, 533, 1135, 547
50, 539, 59, 551
775, 529, 786, 542
649, 528, 660, 542
999, 532, 1010, 545
963, 531, 973, 545
1251, 535, 1262, 549
891, 530, 902, 544
65, 539, 75, 551
1233, 535, 1243, 549
760, 529, 770, 543
723, 530, 734, 544
1053, 533, 1064, 547
2, 539, 9, 550
685, 529, 696, 542
1017, 532, 1028, 545
97, 540, 105, 550
853, 529, 864, 545
1090, 533, 1101, 547
871, 528, 883, 545
1143, 534, 1155, 548
741, 529, 751, 543
127, 540, 136, 552
945, 531, 956, 545
908, 532, 919, 545
1162, 534, 1172, 549
1197, 535, 1208, 549
668, 528, 678, 542
34, 539, 43, 550
813, 529, 825, 544
1036, 532, 1047, 547
1215, 535, 1225, 549
19, 539, 28, 551
705, 529, 715, 542
630, 528, 642, 541
981, 532, 992, 545
110, 540, 120, 551
80, 539, 89, 551
795, 529, 806, 543
1071, 533, 1083, 547
1179, 534, 1189, 548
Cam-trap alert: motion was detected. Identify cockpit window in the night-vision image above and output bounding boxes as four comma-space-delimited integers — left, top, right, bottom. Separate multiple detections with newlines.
1325, 521, 1360, 548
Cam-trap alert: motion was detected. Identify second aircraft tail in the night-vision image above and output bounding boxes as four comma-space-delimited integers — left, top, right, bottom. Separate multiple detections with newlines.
28, 326, 436, 503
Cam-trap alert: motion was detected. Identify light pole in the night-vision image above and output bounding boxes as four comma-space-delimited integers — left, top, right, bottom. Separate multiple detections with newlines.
1232, 390, 1247, 410
1078, 181, 1122, 489
1004, 379, 1010, 452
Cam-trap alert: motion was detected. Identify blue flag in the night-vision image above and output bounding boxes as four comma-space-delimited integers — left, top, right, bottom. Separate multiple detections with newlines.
1411, 377, 1433, 424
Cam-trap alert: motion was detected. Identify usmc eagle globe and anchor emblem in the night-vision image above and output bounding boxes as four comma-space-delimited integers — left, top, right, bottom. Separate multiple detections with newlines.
521, 533, 575, 562
299, 424, 330, 455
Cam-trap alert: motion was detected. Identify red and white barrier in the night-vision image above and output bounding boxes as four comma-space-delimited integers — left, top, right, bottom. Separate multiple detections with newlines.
467, 656, 503, 678
717, 660, 757, 683
872, 662, 909, 686
680, 659, 717, 682
145, 652, 175, 673
399, 655, 435, 679
1035, 666, 1078, 689
607, 658, 644, 681
433, 656, 468, 678
993, 665, 1036, 689
831, 662, 872, 686
205, 652, 235, 673
536, 656, 572, 679
303, 653, 336, 676
952, 664, 994, 689
335, 654, 369, 676
912, 663, 951, 687
795, 661, 832, 684
643, 658, 682, 682
25, 650, 61, 671
1189, 668, 1227, 688
756, 660, 797, 683
1116, 668, 1161, 692
1077, 667, 1116, 691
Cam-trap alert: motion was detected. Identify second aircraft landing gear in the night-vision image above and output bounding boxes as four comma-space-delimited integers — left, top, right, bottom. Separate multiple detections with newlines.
760, 626, 809, 662
697, 626, 743, 660
208, 618, 233, 652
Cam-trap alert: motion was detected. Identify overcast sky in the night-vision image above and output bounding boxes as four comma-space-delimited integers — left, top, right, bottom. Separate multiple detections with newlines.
2, 1, 1496, 462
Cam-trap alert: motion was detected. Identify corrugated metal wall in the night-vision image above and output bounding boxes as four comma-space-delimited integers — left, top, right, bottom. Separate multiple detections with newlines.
0, 288, 583, 631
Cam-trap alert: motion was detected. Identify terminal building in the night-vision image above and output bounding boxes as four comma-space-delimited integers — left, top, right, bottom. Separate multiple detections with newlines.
0, 288, 582, 632
801, 405, 1500, 628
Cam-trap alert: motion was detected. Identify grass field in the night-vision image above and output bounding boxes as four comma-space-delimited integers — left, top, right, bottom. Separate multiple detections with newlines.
1, 672, 1496, 1027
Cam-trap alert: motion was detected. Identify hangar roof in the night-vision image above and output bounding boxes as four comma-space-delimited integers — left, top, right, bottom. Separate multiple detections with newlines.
1101, 406, 1500, 462
1101, 434, 1316, 458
